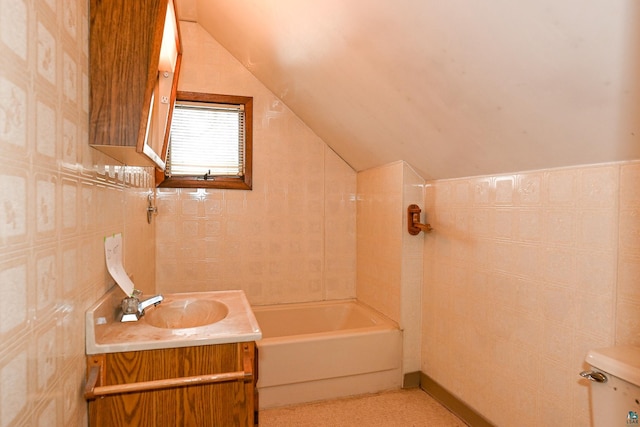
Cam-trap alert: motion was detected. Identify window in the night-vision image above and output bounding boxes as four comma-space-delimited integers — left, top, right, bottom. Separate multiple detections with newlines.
158, 91, 253, 190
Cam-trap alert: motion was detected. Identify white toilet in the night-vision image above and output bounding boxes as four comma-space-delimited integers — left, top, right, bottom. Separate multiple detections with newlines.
581, 345, 640, 427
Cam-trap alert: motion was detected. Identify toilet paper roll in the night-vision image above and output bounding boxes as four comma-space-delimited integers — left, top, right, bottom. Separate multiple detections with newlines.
104, 233, 135, 297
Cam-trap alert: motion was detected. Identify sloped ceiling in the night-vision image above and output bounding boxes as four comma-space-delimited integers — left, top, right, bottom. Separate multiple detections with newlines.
177, 0, 640, 180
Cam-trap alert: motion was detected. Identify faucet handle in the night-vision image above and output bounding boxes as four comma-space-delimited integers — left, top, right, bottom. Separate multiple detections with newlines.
121, 296, 139, 315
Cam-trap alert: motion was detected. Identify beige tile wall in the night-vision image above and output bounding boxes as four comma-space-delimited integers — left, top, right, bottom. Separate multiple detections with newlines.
356, 161, 427, 377
356, 162, 404, 321
421, 160, 640, 426
155, 22, 357, 304
401, 163, 426, 374
618, 162, 640, 344
0, 0, 155, 425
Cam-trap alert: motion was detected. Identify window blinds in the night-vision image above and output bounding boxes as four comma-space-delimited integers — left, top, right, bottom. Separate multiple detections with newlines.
167, 101, 245, 177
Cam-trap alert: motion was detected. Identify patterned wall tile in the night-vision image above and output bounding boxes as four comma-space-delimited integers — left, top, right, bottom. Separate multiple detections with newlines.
63, 51, 77, 103
544, 209, 575, 245
494, 175, 516, 205
0, 171, 27, 245
619, 209, 640, 256
60, 293, 84, 367
0, 0, 27, 60
156, 24, 357, 304
0, 76, 27, 148
578, 209, 617, 250
62, 368, 81, 425
616, 300, 640, 346
620, 163, 640, 208
79, 184, 94, 232
518, 173, 542, 205
36, 98, 57, 158
422, 161, 640, 426
81, 72, 89, 113
63, 0, 78, 39
0, 346, 29, 426
546, 169, 577, 206
62, 116, 78, 165
0, 257, 28, 337
453, 181, 470, 205
578, 166, 618, 208
61, 180, 77, 232
356, 162, 403, 321
35, 398, 58, 427
576, 250, 616, 296
35, 248, 57, 313
37, 21, 56, 85
1, 0, 156, 424
472, 178, 491, 205
35, 320, 58, 392
518, 209, 543, 241
61, 243, 78, 297
578, 293, 615, 338
36, 175, 56, 236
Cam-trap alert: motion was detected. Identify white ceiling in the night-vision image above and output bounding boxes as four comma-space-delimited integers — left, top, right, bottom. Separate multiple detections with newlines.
177, 0, 640, 179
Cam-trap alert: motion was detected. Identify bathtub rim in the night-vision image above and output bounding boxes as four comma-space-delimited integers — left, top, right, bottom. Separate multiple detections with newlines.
251, 298, 399, 346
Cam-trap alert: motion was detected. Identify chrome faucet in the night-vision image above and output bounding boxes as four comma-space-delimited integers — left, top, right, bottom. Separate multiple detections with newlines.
138, 295, 164, 313
120, 292, 164, 322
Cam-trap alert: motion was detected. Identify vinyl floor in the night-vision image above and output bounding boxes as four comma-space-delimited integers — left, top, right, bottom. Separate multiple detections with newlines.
259, 388, 468, 427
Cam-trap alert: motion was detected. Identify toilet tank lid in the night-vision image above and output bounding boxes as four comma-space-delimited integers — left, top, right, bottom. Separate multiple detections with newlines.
586, 346, 640, 387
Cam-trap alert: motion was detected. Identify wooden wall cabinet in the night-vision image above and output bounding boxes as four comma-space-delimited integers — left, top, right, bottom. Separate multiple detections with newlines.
89, 0, 182, 170
85, 342, 258, 426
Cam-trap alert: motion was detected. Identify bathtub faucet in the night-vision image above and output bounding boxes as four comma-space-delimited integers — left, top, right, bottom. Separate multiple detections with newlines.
120, 292, 163, 322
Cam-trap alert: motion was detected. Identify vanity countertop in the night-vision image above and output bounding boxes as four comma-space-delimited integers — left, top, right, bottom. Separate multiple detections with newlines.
86, 287, 262, 355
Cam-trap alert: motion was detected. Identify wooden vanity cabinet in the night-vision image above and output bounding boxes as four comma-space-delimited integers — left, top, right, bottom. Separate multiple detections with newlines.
89, 0, 182, 169
85, 342, 258, 427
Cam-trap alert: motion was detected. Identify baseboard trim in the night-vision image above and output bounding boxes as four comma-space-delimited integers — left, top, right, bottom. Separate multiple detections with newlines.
420, 373, 495, 427
402, 371, 421, 389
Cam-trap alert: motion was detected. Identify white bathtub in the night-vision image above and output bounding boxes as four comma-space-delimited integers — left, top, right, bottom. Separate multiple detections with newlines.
252, 299, 403, 409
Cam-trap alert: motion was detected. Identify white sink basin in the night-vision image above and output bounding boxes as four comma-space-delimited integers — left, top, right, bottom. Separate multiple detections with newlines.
144, 298, 229, 329
86, 287, 262, 355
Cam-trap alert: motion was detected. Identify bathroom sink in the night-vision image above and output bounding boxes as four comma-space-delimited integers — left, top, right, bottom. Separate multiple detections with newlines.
143, 298, 229, 329
85, 288, 262, 354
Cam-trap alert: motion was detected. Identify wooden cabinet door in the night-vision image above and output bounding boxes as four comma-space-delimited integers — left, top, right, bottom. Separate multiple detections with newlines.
87, 342, 256, 427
